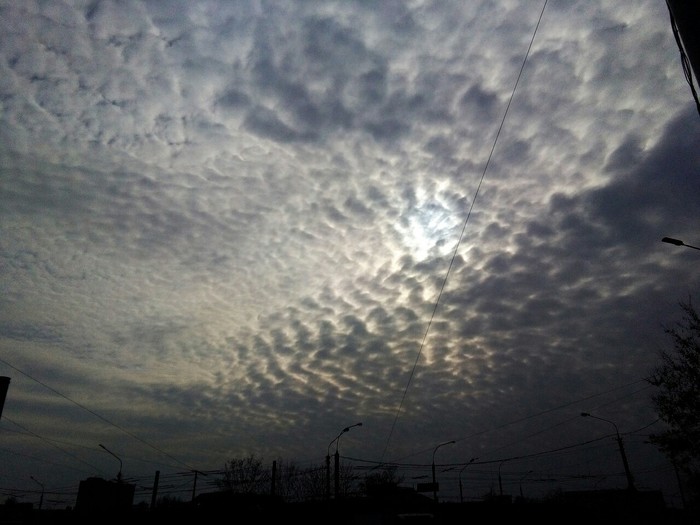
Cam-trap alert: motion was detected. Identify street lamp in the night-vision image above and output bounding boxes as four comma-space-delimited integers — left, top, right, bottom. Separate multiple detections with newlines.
30, 476, 44, 510
459, 457, 477, 503
431, 440, 455, 503
498, 461, 506, 497
580, 412, 636, 491
326, 422, 362, 500
662, 237, 700, 250
519, 470, 533, 499
99, 443, 123, 482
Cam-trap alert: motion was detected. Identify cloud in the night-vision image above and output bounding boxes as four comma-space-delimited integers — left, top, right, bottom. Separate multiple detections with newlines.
0, 0, 695, 507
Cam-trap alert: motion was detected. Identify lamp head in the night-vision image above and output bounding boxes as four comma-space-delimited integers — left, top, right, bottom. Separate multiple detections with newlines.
662, 237, 684, 246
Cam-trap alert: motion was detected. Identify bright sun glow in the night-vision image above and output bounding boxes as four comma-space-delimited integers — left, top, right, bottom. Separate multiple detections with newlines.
398, 199, 460, 261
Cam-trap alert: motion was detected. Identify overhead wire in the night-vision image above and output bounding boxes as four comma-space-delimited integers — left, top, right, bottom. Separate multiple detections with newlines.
0, 356, 196, 472
0, 417, 101, 474
380, 0, 550, 463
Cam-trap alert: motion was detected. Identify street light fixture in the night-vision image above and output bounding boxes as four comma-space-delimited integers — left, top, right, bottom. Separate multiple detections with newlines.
30, 476, 44, 510
99, 443, 123, 482
580, 412, 636, 491
498, 461, 506, 497
326, 422, 362, 500
662, 237, 700, 250
459, 457, 477, 503
519, 470, 533, 498
431, 440, 455, 503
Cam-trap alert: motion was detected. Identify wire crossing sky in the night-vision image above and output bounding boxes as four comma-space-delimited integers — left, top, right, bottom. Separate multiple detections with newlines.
380, 0, 550, 465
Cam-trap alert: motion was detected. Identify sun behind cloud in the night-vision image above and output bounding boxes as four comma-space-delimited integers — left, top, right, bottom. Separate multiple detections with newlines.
396, 188, 462, 261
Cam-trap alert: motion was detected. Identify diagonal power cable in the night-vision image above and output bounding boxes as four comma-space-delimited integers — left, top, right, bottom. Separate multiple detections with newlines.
380, 0, 550, 464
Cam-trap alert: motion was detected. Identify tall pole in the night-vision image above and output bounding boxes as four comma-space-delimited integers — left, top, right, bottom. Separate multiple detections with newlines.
0, 377, 9, 421
151, 471, 160, 510
188, 470, 207, 503
581, 413, 636, 491
498, 461, 505, 497
431, 440, 455, 503
519, 470, 533, 498
327, 422, 362, 500
671, 459, 687, 509
334, 448, 340, 500
271, 460, 277, 497
665, 1, 700, 114
30, 476, 44, 510
325, 452, 331, 500
665, 2, 700, 85
335, 422, 362, 500
98, 444, 123, 482
459, 457, 477, 503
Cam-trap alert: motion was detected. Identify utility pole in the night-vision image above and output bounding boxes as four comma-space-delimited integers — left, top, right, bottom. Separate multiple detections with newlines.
431, 440, 455, 503
271, 460, 277, 497
30, 476, 44, 511
98, 444, 123, 482
0, 377, 9, 420
666, 1, 700, 82
151, 471, 160, 510
334, 449, 340, 499
665, 1, 700, 114
581, 413, 636, 491
325, 453, 331, 500
191, 470, 207, 503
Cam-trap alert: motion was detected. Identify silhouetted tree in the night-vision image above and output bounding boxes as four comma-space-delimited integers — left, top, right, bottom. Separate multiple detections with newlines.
215, 455, 328, 502
648, 296, 700, 508
359, 466, 404, 498
156, 495, 185, 509
270, 459, 325, 502
296, 464, 326, 502
338, 462, 361, 498
217, 454, 269, 494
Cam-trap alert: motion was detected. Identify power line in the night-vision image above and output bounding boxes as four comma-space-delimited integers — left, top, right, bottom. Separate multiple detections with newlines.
666, 1, 700, 116
0, 418, 101, 475
0, 357, 196, 472
386, 377, 649, 464
380, 0, 550, 463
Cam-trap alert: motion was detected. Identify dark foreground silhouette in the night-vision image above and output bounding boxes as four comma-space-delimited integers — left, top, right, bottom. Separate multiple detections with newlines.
2, 487, 698, 525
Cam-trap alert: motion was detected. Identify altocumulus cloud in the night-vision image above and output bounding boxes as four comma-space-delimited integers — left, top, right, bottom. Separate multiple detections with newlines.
0, 0, 698, 507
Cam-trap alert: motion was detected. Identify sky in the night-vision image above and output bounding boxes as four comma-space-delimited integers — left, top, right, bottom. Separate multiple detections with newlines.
1, 0, 699, 510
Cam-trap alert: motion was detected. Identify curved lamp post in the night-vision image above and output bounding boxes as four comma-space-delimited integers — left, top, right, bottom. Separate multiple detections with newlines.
431, 440, 455, 503
326, 422, 362, 500
662, 237, 700, 251
580, 413, 636, 491
30, 476, 44, 510
519, 470, 533, 498
458, 457, 477, 503
99, 443, 123, 482
498, 460, 506, 497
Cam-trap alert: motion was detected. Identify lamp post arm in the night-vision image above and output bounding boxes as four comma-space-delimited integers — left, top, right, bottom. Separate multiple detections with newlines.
580, 413, 635, 491
99, 443, 123, 481
30, 476, 44, 510
431, 440, 456, 503
662, 237, 700, 250
328, 422, 362, 500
